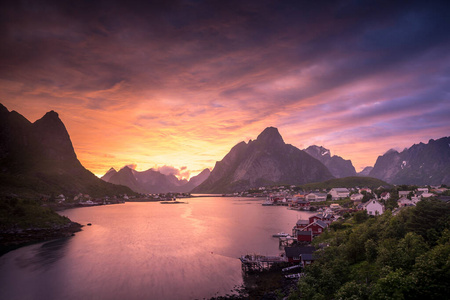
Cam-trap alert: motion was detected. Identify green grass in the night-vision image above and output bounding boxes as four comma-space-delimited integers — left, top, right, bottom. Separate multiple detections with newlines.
0, 198, 71, 230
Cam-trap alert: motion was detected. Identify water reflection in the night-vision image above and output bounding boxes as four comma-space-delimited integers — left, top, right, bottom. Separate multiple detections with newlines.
15, 237, 72, 271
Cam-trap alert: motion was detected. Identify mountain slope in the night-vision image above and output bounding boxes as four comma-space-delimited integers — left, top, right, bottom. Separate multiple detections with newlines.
369, 137, 450, 185
192, 127, 334, 193
0, 103, 134, 198
103, 167, 210, 194
304, 145, 356, 178
357, 166, 373, 176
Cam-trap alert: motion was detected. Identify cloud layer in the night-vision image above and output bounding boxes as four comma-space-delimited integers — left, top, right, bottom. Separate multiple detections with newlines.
1, 0, 449, 176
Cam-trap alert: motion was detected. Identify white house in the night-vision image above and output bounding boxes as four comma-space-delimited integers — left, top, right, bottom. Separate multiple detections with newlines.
306, 193, 327, 202
351, 193, 364, 201
420, 192, 435, 198
380, 192, 391, 200
329, 188, 350, 200
399, 191, 411, 197
417, 187, 429, 193
364, 199, 385, 216
398, 196, 414, 207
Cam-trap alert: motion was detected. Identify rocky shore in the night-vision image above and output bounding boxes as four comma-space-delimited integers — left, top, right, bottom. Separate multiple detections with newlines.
0, 221, 82, 256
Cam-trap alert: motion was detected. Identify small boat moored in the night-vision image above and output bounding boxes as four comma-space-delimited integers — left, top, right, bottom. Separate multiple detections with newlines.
272, 232, 290, 238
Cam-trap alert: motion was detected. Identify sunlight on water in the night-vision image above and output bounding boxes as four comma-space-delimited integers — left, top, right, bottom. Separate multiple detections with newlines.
0, 197, 314, 300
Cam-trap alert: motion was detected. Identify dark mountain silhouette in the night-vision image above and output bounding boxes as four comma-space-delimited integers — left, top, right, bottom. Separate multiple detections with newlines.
192, 127, 334, 193
102, 166, 210, 194
0, 103, 133, 198
369, 137, 450, 185
304, 145, 356, 178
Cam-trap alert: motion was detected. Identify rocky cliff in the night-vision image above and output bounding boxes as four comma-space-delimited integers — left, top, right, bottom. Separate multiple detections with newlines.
192, 127, 334, 193
0, 103, 133, 198
304, 145, 356, 178
369, 137, 450, 185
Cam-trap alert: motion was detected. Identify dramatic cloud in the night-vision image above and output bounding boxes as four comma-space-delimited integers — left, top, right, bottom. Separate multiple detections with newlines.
1, 0, 449, 175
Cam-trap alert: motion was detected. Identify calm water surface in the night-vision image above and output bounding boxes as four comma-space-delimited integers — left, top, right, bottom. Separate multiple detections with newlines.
0, 197, 314, 300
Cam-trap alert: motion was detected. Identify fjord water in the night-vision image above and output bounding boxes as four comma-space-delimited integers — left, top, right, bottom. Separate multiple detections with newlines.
0, 197, 314, 300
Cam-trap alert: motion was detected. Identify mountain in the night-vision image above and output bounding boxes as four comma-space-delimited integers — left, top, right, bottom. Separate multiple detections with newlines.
357, 166, 373, 176
304, 145, 356, 178
192, 127, 334, 194
102, 166, 210, 194
101, 167, 118, 182
369, 137, 450, 185
0, 103, 134, 198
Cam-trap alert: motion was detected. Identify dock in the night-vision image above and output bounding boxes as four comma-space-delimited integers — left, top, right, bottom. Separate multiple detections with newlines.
240, 254, 287, 272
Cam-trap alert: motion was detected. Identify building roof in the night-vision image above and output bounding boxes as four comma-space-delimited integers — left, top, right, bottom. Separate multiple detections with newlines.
331, 188, 350, 192
301, 253, 316, 261
296, 219, 309, 225
297, 231, 313, 236
285, 246, 316, 257
305, 220, 328, 229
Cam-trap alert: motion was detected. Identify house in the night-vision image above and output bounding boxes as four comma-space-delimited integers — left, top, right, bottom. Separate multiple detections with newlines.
330, 203, 341, 210
306, 193, 327, 202
420, 192, 435, 198
321, 213, 335, 225
295, 219, 310, 229
398, 196, 414, 207
296, 200, 311, 207
351, 193, 364, 201
364, 199, 385, 216
329, 188, 350, 200
303, 220, 328, 236
309, 214, 323, 224
399, 191, 411, 197
417, 188, 429, 193
295, 230, 313, 242
285, 246, 316, 264
380, 192, 391, 200
359, 188, 372, 194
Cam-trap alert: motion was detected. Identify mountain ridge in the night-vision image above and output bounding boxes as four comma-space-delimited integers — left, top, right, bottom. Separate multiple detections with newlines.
0, 104, 134, 198
101, 166, 210, 194
369, 137, 450, 185
192, 127, 334, 193
304, 145, 357, 178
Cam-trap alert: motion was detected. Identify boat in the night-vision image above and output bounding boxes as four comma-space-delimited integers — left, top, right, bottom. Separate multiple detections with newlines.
285, 273, 304, 279
282, 265, 302, 272
272, 232, 290, 237
262, 200, 273, 206
160, 201, 186, 204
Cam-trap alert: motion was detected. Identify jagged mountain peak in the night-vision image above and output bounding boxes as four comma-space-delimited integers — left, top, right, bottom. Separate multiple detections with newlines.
304, 145, 356, 178
0, 103, 134, 197
256, 127, 284, 145
369, 136, 450, 185
193, 127, 333, 193
304, 145, 331, 158
384, 148, 399, 155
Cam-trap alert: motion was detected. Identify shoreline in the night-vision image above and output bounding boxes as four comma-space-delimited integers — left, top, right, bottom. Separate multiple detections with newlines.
0, 221, 82, 257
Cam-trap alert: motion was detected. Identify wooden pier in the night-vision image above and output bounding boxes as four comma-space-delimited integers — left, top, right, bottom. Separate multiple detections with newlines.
240, 254, 287, 272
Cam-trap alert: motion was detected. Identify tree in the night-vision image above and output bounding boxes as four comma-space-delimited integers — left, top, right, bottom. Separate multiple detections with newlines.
353, 210, 368, 223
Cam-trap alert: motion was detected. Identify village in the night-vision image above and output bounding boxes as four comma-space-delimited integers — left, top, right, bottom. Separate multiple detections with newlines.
240, 184, 450, 279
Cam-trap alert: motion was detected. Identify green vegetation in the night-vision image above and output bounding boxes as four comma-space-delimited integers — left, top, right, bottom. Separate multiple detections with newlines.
0, 172, 135, 200
0, 197, 71, 230
287, 199, 450, 299
299, 176, 391, 190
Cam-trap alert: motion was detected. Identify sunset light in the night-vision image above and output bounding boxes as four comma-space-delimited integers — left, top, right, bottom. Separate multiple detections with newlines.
1, 1, 449, 179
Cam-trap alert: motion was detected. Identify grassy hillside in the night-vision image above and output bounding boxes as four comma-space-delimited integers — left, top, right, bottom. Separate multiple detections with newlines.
299, 176, 391, 190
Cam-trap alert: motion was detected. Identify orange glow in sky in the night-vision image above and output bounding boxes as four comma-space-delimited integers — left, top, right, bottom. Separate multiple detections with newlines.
1, 1, 449, 179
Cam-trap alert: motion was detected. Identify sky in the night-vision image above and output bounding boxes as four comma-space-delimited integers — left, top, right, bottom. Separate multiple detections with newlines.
1, 0, 449, 179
